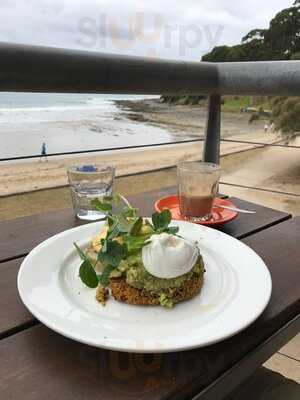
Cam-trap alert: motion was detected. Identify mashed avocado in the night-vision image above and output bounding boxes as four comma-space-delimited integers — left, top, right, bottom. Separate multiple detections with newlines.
114, 252, 205, 295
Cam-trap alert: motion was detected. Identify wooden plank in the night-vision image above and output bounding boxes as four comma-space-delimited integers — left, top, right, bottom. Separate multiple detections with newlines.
0, 218, 299, 400
0, 188, 290, 263
0, 257, 36, 339
218, 197, 291, 239
192, 315, 300, 400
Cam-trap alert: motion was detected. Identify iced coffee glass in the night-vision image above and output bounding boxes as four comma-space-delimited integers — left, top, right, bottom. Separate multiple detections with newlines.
177, 161, 221, 221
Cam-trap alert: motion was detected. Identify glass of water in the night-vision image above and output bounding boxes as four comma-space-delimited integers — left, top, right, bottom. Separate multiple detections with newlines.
67, 164, 116, 220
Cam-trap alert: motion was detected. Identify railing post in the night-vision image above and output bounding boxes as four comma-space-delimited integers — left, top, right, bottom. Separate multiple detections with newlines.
203, 94, 221, 164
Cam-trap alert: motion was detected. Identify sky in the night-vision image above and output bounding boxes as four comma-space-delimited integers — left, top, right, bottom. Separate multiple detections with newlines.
0, 0, 294, 60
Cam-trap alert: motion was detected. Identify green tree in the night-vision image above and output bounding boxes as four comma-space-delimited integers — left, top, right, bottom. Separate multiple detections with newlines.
200, 0, 300, 135
162, 0, 300, 135
202, 1, 300, 62
272, 97, 300, 135
263, 5, 300, 59
242, 29, 266, 44
202, 46, 232, 62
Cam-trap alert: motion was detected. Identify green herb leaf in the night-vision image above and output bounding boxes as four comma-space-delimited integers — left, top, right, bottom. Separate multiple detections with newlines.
117, 213, 133, 233
91, 198, 113, 213
98, 241, 127, 267
74, 243, 99, 288
124, 234, 151, 253
99, 265, 116, 287
107, 215, 115, 228
122, 206, 138, 218
152, 209, 172, 231
79, 260, 99, 288
101, 238, 107, 252
107, 222, 120, 240
131, 217, 143, 235
164, 226, 179, 235
74, 242, 87, 261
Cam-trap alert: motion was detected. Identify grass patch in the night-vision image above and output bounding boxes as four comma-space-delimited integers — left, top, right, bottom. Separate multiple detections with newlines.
221, 96, 271, 113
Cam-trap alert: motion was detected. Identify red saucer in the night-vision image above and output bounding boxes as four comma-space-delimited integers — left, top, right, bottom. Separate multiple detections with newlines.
155, 195, 238, 226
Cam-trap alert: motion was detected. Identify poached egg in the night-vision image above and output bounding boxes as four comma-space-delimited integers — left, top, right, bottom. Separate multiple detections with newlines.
142, 233, 198, 279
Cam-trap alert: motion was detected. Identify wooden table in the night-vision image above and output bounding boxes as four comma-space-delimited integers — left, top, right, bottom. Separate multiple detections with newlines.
1, 187, 299, 400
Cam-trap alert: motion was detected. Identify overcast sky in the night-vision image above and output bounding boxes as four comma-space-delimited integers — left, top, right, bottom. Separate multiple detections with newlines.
0, 0, 294, 60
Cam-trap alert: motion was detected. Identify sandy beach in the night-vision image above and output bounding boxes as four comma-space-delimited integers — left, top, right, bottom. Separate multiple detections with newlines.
116, 99, 269, 139
0, 98, 299, 219
0, 99, 283, 196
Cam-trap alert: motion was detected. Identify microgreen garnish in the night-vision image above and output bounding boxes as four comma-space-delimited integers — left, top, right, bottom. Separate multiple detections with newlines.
151, 209, 179, 235
74, 242, 87, 261
164, 226, 180, 235
79, 260, 99, 288
131, 217, 143, 235
74, 243, 99, 288
91, 197, 113, 214
152, 209, 172, 230
99, 265, 117, 287
75, 194, 179, 289
117, 214, 133, 233
98, 240, 127, 267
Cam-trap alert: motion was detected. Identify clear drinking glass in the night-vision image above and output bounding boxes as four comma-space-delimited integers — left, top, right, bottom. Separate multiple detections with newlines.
177, 161, 221, 222
67, 164, 115, 220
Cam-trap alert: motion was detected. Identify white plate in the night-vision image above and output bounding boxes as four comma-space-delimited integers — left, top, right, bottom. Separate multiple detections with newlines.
18, 220, 272, 353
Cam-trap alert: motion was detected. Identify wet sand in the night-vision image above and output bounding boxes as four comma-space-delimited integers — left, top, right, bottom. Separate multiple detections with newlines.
116, 99, 268, 139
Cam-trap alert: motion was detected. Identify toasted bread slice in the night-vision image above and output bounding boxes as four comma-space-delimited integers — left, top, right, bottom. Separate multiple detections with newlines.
108, 273, 204, 306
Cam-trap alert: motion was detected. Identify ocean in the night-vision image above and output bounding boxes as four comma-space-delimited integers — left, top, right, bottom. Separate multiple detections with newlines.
0, 92, 175, 160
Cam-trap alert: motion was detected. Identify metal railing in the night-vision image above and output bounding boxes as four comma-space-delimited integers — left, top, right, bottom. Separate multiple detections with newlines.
0, 41, 299, 196
0, 139, 202, 162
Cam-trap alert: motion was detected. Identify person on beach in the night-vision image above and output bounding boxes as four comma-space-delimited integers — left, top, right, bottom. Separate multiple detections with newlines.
269, 122, 275, 133
40, 142, 48, 162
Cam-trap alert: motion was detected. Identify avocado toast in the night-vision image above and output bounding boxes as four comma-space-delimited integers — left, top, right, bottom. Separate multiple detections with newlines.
75, 194, 205, 308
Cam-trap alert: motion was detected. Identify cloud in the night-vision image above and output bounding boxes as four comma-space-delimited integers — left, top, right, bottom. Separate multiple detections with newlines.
0, 0, 294, 59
